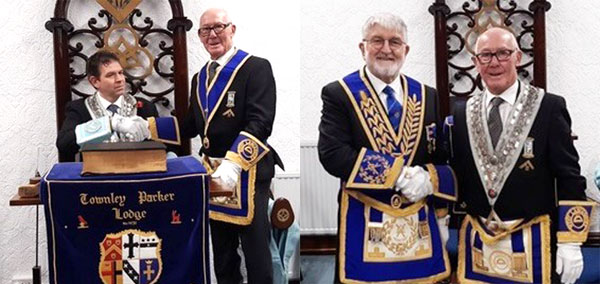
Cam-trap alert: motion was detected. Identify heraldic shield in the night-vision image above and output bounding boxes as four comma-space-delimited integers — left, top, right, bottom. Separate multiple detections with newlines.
100, 230, 163, 284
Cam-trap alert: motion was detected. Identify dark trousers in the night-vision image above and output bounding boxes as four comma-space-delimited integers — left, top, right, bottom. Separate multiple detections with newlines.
210, 180, 273, 284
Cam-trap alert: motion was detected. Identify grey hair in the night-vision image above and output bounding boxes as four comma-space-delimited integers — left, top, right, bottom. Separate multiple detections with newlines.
362, 13, 408, 42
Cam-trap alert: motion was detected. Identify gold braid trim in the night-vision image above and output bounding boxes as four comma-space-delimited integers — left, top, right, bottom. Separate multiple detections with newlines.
359, 91, 396, 155
400, 94, 422, 158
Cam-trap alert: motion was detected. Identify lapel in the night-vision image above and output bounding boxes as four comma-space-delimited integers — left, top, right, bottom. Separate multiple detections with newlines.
196, 49, 251, 131
465, 81, 544, 206
339, 67, 426, 166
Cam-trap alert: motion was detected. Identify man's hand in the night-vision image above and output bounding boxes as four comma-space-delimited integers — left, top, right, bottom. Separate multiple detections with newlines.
212, 159, 242, 189
396, 166, 433, 202
111, 115, 150, 142
556, 243, 583, 284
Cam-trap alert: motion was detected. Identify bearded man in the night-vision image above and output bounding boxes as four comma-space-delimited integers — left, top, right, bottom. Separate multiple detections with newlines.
318, 13, 457, 283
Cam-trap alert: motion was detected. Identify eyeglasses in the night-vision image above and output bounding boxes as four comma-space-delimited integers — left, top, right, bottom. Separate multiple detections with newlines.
474, 49, 515, 63
363, 37, 406, 50
198, 23, 232, 36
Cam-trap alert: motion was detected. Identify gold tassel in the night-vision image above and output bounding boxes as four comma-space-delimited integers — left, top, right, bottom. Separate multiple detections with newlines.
419, 221, 430, 238
474, 249, 488, 271
512, 253, 527, 277
369, 227, 384, 242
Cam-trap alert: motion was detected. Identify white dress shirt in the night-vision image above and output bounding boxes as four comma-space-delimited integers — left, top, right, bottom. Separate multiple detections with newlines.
365, 67, 404, 112
97, 92, 124, 115
484, 80, 519, 125
209, 46, 237, 73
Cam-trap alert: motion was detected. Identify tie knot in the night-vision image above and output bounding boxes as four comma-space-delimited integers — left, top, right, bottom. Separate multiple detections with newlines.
490, 97, 504, 107
383, 85, 396, 97
209, 61, 219, 72
107, 104, 119, 114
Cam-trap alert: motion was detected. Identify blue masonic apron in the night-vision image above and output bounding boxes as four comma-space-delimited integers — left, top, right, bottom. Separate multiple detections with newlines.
196, 49, 257, 226
336, 67, 450, 283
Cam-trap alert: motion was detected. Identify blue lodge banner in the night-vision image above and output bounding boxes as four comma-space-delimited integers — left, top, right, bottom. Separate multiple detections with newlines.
40, 156, 210, 284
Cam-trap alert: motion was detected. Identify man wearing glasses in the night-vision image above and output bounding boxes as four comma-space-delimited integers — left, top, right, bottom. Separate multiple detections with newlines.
181, 8, 283, 283
318, 13, 457, 283
450, 27, 591, 284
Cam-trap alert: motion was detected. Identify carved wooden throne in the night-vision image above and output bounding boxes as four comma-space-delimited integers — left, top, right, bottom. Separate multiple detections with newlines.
429, 0, 550, 118
46, 0, 193, 162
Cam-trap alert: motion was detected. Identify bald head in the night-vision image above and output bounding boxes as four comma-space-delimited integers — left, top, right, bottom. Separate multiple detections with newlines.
201, 8, 231, 24
199, 8, 236, 59
474, 27, 519, 54
472, 27, 522, 95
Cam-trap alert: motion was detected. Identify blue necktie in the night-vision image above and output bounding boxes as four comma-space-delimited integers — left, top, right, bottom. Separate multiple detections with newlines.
383, 85, 402, 132
107, 104, 119, 115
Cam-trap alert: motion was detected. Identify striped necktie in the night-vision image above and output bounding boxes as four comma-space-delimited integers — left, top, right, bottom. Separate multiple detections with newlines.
487, 97, 504, 148
383, 85, 402, 132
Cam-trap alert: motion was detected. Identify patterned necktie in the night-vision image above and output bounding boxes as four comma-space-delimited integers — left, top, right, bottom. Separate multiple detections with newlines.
487, 97, 504, 148
383, 85, 402, 132
107, 104, 119, 115
208, 61, 219, 84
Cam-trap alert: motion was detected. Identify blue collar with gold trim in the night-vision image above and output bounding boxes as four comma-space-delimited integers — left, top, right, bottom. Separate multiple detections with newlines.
339, 67, 426, 165
197, 49, 251, 123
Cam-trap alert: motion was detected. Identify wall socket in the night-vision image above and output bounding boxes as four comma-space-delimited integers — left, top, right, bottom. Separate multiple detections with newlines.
11, 276, 33, 284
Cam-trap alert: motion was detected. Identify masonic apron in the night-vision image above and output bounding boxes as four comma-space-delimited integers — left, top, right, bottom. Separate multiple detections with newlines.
197, 49, 269, 226
337, 67, 453, 283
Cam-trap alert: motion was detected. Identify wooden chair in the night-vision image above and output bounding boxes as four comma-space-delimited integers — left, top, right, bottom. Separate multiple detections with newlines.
46, 0, 193, 161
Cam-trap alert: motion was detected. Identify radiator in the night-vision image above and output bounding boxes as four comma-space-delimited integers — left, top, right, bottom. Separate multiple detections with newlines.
300, 141, 339, 235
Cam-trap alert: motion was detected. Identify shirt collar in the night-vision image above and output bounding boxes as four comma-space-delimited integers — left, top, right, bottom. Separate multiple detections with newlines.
364, 66, 401, 96
211, 46, 237, 68
485, 79, 519, 107
96, 92, 123, 111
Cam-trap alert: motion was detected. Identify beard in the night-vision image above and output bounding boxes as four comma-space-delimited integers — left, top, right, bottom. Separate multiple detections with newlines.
367, 58, 403, 81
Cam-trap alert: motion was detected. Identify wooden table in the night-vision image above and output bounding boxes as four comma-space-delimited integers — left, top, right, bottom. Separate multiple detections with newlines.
10, 184, 232, 207
9, 194, 41, 206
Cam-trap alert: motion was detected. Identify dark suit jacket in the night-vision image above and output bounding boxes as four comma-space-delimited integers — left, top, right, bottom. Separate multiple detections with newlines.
318, 75, 447, 181
451, 92, 587, 221
182, 55, 283, 181
56, 97, 158, 162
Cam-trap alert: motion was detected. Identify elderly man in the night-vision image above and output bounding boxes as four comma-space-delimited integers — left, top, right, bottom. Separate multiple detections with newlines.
56, 51, 178, 161
450, 27, 593, 284
318, 13, 457, 283
181, 8, 283, 283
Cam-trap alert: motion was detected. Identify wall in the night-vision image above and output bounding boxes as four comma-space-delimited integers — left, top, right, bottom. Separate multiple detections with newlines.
0, 0, 299, 282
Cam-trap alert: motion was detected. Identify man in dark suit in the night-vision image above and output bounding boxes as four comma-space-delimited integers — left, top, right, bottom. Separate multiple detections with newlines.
318, 13, 457, 283
56, 51, 158, 162
181, 8, 282, 283
451, 27, 592, 284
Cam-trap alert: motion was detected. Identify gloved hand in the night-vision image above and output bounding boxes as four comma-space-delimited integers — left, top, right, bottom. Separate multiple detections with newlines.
437, 215, 450, 248
556, 242, 583, 284
111, 115, 150, 142
397, 166, 433, 202
212, 159, 242, 189
394, 167, 410, 192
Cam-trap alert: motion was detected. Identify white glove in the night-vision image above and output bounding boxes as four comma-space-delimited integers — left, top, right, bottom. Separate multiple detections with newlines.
394, 167, 410, 192
398, 166, 433, 202
111, 115, 150, 142
556, 242, 583, 284
212, 159, 242, 189
437, 215, 450, 248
